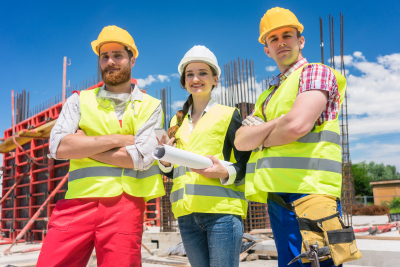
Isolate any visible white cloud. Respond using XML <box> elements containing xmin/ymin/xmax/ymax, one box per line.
<box><xmin>157</xmin><ymin>75</ymin><xmax>170</xmax><ymax>83</ymax></box>
<box><xmin>351</xmin><ymin>142</ymin><xmax>400</xmax><ymax>171</ymax></box>
<box><xmin>353</xmin><ymin>51</ymin><xmax>365</xmax><ymax>60</ymax></box>
<box><xmin>171</xmin><ymin>100</ymin><xmax>186</xmax><ymax>111</ymax></box>
<box><xmin>265</xmin><ymin>66</ymin><xmax>277</xmax><ymax>72</ymax></box>
<box><xmin>136</xmin><ymin>74</ymin><xmax>172</xmax><ymax>88</ymax></box>
<box><xmin>137</xmin><ymin>75</ymin><xmax>156</xmax><ymax>88</ymax></box>
<box><xmin>336</xmin><ymin>52</ymin><xmax>400</xmax><ymax>136</ymax></box>
<box><xmin>171</xmin><ymin>73</ymin><xmax>180</xmax><ymax>79</ymax></box>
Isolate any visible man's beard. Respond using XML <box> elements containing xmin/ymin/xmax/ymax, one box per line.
<box><xmin>101</xmin><ymin>64</ymin><xmax>131</xmax><ymax>86</ymax></box>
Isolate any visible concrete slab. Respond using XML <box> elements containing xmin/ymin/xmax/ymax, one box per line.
<box><xmin>352</xmin><ymin>215</ymin><xmax>390</xmax><ymax>226</ymax></box>
<box><xmin>0</xmin><ymin>243</ymin><xmax>42</xmax><ymax>267</ymax></box>
<box><xmin>143</xmin><ymin>231</ymin><xmax>182</xmax><ymax>253</ymax></box>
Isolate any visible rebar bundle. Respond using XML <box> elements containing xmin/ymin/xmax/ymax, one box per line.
<box><xmin>218</xmin><ymin>58</ymin><xmax>257</xmax><ymax>119</ymax></box>
<box><xmin>323</xmin><ymin>13</ymin><xmax>354</xmax><ymax>226</ymax></box>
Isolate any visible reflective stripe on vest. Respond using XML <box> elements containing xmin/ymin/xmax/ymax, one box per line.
<box><xmin>173</xmin><ymin>166</ymin><xmax>192</xmax><ymax>179</ymax></box>
<box><xmin>124</xmin><ymin>165</ymin><xmax>161</xmax><ymax>179</ymax></box>
<box><xmin>246</xmin><ymin>162</ymin><xmax>256</xmax><ymax>174</ymax></box>
<box><xmin>297</xmin><ymin>130</ymin><xmax>340</xmax><ymax>146</ymax></box>
<box><xmin>69</xmin><ymin>167</ymin><xmax>122</xmax><ymax>182</ymax></box>
<box><xmin>170</xmin><ymin>184</ymin><xmax>245</xmax><ymax>203</ymax></box>
<box><xmin>69</xmin><ymin>165</ymin><xmax>160</xmax><ymax>182</ymax></box>
<box><xmin>256</xmin><ymin>157</ymin><xmax>342</xmax><ymax>174</ymax></box>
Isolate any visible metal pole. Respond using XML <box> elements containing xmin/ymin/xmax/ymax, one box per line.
<box><xmin>62</xmin><ymin>57</ymin><xmax>67</xmax><ymax>105</ymax></box>
<box><xmin>11</xmin><ymin>91</ymin><xmax>15</xmax><ymax>134</ymax></box>
<box><xmin>243</xmin><ymin>59</ymin><xmax>249</xmax><ymax>116</ymax></box>
<box><xmin>22</xmin><ymin>90</ymin><xmax>26</xmax><ymax>121</ymax></box>
<box><xmin>329</xmin><ymin>14</ymin><xmax>332</xmax><ymax>68</ymax></box>
<box><xmin>320</xmin><ymin>17</ymin><xmax>324</xmax><ymax>64</ymax></box>
<box><xmin>238</xmin><ymin>58</ymin><xmax>245</xmax><ymax>118</ymax></box>
<box><xmin>234</xmin><ymin>61</ymin><xmax>240</xmax><ymax>110</ymax></box>
<box><xmin>342</xmin><ymin>14</ymin><xmax>346</xmax><ymax>77</ymax></box>
<box><xmin>332</xmin><ymin>17</ymin><xmax>335</xmax><ymax>69</ymax></box>
<box><xmin>251</xmin><ymin>60</ymin><xmax>256</xmax><ymax>111</ymax></box>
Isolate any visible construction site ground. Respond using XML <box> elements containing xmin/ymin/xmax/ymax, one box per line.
<box><xmin>0</xmin><ymin>216</ymin><xmax>398</xmax><ymax>267</ymax></box>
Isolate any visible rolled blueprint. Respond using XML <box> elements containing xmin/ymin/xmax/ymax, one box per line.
<box><xmin>152</xmin><ymin>145</ymin><xmax>232</xmax><ymax>169</ymax></box>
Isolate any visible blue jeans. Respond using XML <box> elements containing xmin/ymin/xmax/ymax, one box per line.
<box><xmin>268</xmin><ymin>193</ymin><xmax>342</xmax><ymax>267</ymax></box>
<box><xmin>178</xmin><ymin>213</ymin><xmax>243</xmax><ymax>267</ymax></box>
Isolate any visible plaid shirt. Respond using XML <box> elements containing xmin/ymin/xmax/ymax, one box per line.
<box><xmin>262</xmin><ymin>58</ymin><xmax>340</xmax><ymax>126</ymax></box>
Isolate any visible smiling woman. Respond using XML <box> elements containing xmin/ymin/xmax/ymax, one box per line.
<box><xmin>156</xmin><ymin>45</ymin><xmax>251</xmax><ymax>267</ymax></box>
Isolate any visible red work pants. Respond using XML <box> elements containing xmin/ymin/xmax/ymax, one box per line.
<box><xmin>37</xmin><ymin>192</ymin><xmax>145</xmax><ymax>267</ymax></box>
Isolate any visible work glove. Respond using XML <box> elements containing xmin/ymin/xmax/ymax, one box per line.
<box><xmin>242</xmin><ymin>115</ymin><xmax>265</xmax><ymax>127</ymax></box>
<box><xmin>242</xmin><ymin>116</ymin><xmax>265</xmax><ymax>151</ymax></box>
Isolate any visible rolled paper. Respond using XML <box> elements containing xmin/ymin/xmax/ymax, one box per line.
<box><xmin>152</xmin><ymin>145</ymin><xmax>232</xmax><ymax>169</ymax></box>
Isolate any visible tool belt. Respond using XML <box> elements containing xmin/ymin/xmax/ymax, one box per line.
<box><xmin>268</xmin><ymin>193</ymin><xmax>362</xmax><ymax>266</ymax></box>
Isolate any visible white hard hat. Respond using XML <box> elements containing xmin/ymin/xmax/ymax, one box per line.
<box><xmin>178</xmin><ymin>45</ymin><xmax>221</xmax><ymax>78</ymax></box>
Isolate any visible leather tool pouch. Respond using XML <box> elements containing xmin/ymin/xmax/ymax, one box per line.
<box><xmin>292</xmin><ymin>194</ymin><xmax>362</xmax><ymax>266</ymax></box>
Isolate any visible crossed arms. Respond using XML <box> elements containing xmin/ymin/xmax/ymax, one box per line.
<box><xmin>56</xmin><ymin>129</ymin><xmax>137</xmax><ymax>168</ymax></box>
<box><xmin>49</xmin><ymin>93</ymin><xmax>162</xmax><ymax>170</ymax></box>
<box><xmin>234</xmin><ymin>90</ymin><xmax>329</xmax><ymax>151</ymax></box>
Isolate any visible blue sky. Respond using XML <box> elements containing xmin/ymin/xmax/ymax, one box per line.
<box><xmin>1</xmin><ymin>0</ymin><xmax>400</xmax><ymax>170</ymax></box>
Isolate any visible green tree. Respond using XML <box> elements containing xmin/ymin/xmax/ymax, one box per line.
<box><xmin>366</xmin><ymin>161</ymin><xmax>399</xmax><ymax>180</ymax></box>
<box><xmin>351</xmin><ymin>161</ymin><xmax>400</xmax><ymax>196</ymax></box>
<box><xmin>352</xmin><ymin>163</ymin><xmax>373</xmax><ymax>196</ymax></box>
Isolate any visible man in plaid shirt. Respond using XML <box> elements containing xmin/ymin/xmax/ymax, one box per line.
<box><xmin>235</xmin><ymin>7</ymin><xmax>350</xmax><ymax>267</ymax></box>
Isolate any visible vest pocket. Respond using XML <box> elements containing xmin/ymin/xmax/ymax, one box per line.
<box><xmin>48</xmin><ymin>199</ymin><xmax>79</xmax><ymax>231</ymax></box>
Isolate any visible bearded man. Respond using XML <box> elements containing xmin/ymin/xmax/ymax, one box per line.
<box><xmin>37</xmin><ymin>26</ymin><xmax>165</xmax><ymax>267</ymax></box>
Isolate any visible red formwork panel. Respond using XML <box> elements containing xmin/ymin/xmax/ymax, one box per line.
<box><xmin>3</xmin><ymin>103</ymin><xmax>62</xmax><ymax>140</ymax></box>
<box><xmin>1</xmin><ymin>136</ymin><xmax>69</xmax><ymax>243</ymax></box>
<box><xmin>144</xmin><ymin>198</ymin><xmax>160</xmax><ymax>227</ymax></box>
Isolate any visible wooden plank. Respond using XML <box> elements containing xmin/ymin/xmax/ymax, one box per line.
<box><xmin>250</xmin><ymin>250</ymin><xmax>278</xmax><ymax>257</ymax></box>
<box><xmin>239</xmin><ymin>252</ymin><xmax>249</xmax><ymax>262</ymax></box>
<box><xmin>249</xmin><ymin>229</ymin><xmax>273</xmax><ymax>235</ymax></box>
<box><xmin>356</xmin><ymin>235</ymin><xmax>400</xmax><ymax>240</ymax></box>
<box><xmin>0</xmin><ymin>120</ymin><xmax>56</xmax><ymax>153</ymax></box>
<box><xmin>246</xmin><ymin>254</ymin><xmax>259</xmax><ymax>261</ymax></box>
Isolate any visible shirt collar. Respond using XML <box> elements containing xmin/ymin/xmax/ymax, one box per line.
<box><xmin>270</xmin><ymin>58</ymin><xmax>308</xmax><ymax>86</ymax></box>
<box><xmin>188</xmin><ymin>98</ymin><xmax>217</xmax><ymax>118</ymax></box>
<box><xmin>96</xmin><ymin>83</ymin><xmax>143</xmax><ymax>101</ymax></box>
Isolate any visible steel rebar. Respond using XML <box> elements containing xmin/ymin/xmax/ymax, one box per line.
<box><xmin>320</xmin><ymin>17</ymin><xmax>324</xmax><ymax>64</ymax></box>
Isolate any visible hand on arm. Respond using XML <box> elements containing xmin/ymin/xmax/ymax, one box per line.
<box><xmin>234</xmin><ymin>118</ymin><xmax>280</xmax><ymax>151</ymax></box>
<box><xmin>263</xmin><ymin>90</ymin><xmax>328</xmax><ymax>148</ymax></box>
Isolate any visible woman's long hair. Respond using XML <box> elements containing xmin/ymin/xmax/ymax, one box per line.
<box><xmin>167</xmin><ymin>63</ymin><xmax>218</xmax><ymax>139</ymax></box>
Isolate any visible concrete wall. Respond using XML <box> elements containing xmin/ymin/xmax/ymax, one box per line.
<box><xmin>143</xmin><ymin>232</ymin><xmax>182</xmax><ymax>253</ymax></box>
<box><xmin>370</xmin><ymin>180</ymin><xmax>400</xmax><ymax>205</ymax></box>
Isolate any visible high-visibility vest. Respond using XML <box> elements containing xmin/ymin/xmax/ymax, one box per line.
<box><xmin>66</xmin><ymin>87</ymin><xmax>165</xmax><ymax>202</ymax></box>
<box><xmin>170</xmin><ymin>104</ymin><xmax>248</xmax><ymax>218</ymax></box>
<box><xmin>246</xmin><ymin>64</ymin><xmax>346</xmax><ymax>202</ymax></box>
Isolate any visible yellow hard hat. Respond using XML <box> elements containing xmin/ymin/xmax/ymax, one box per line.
<box><xmin>91</xmin><ymin>25</ymin><xmax>139</xmax><ymax>58</ymax></box>
<box><xmin>259</xmin><ymin>7</ymin><xmax>304</xmax><ymax>44</ymax></box>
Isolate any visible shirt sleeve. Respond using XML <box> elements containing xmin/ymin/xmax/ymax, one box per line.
<box><xmin>298</xmin><ymin>64</ymin><xmax>338</xmax><ymax>99</ymax></box>
<box><xmin>158</xmin><ymin>161</ymin><xmax>174</xmax><ymax>178</ymax></box>
<box><xmin>126</xmin><ymin>104</ymin><xmax>162</xmax><ymax>171</ymax></box>
<box><xmin>49</xmin><ymin>93</ymin><xmax>81</xmax><ymax>159</ymax></box>
<box><xmin>220</xmin><ymin>109</ymin><xmax>252</xmax><ymax>185</ymax></box>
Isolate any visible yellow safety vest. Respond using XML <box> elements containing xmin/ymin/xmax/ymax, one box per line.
<box><xmin>170</xmin><ymin>104</ymin><xmax>248</xmax><ymax>218</ymax></box>
<box><xmin>246</xmin><ymin>64</ymin><xmax>346</xmax><ymax>202</ymax></box>
<box><xmin>66</xmin><ymin>87</ymin><xmax>165</xmax><ymax>202</ymax></box>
